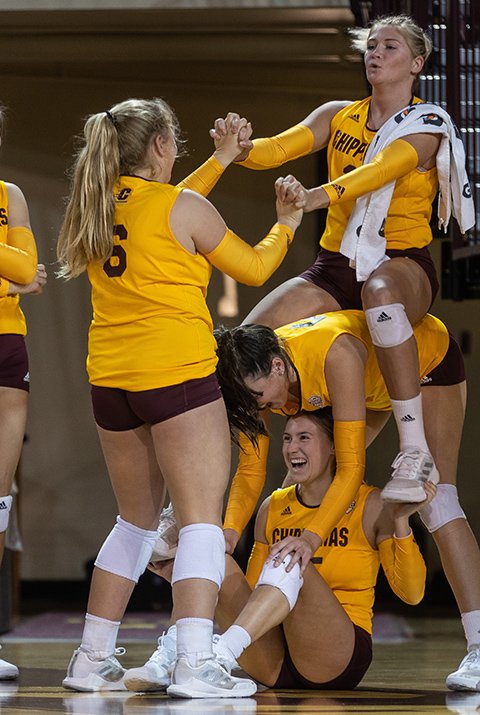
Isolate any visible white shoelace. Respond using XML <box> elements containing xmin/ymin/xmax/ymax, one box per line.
<box><xmin>391</xmin><ymin>451</ymin><xmax>424</xmax><ymax>481</ymax></box>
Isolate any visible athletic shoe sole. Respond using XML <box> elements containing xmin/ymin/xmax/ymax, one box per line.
<box><xmin>446</xmin><ymin>676</ymin><xmax>480</xmax><ymax>691</ymax></box>
<box><xmin>380</xmin><ymin>485</ymin><xmax>427</xmax><ymax>503</ymax></box>
<box><xmin>124</xmin><ymin>675</ymin><xmax>169</xmax><ymax>692</ymax></box>
<box><xmin>62</xmin><ymin>676</ymin><xmax>127</xmax><ymax>692</ymax></box>
<box><xmin>167</xmin><ymin>679</ymin><xmax>257</xmax><ymax>699</ymax></box>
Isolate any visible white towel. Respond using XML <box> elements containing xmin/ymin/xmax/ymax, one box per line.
<box><xmin>339</xmin><ymin>102</ymin><xmax>476</xmax><ymax>281</ymax></box>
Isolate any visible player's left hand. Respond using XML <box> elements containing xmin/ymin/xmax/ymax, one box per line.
<box><xmin>265</xmin><ymin>529</ymin><xmax>321</xmax><ymax>574</ymax></box>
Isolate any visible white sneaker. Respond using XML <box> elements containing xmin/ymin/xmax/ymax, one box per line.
<box><xmin>446</xmin><ymin>649</ymin><xmax>480</xmax><ymax>691</ymax></box>
<box><xmin>151</xmin><ymin>503</ymin><xmax>178</xmax><ymax>561</ymax></box>
<box><xmin>212</xmin><ymin>634</ymin><xmax>241</xmax><ymax>673</ymax></box>
<box><xmin>167</xmin><ymin>656</ymin><xmax>257</xmax><ymax>698</ymax></box>
<box><xmin>0</xmin><ymin>657</ymin><xmax>18</xmax><ymax>680</ymax></box>
<box><xmin>124</xmin><ymin>626</ymin><xmax>176</xmax><ymax>692</ymax></box>
<box><xmin>62</xmin><ymin>647</ymin><xmax>127</xmax><ymax>692</ymax></box>
<box><xmin>381</xmin><ymin>450</ymin><xmax>439</xmax><ymax>503</ymax></box>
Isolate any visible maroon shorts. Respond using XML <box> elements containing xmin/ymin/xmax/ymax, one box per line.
<box><xmin>91</xmin><ymin>373</ymin><xmax>222</xmax><ymax>431</ymax></box>
<box><xmin>300</xmin><ymin>246</ymin><xmax>439</xmax><ymax>310</ymax></box>
<box><xmin>0</xmin><ymin>334</ymin><xmax>29</xmax><ymax>392</ymax></box>
<box><xmin>421</xmin><ymin>333</ymin><xmax>466</xmax><ymax>387</ymax></box>
<box><xmin>270</xmin><ymin>623</ymin><xmax>372</xmax><ymax>690</ymax></box>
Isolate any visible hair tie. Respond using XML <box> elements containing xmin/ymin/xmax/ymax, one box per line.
<box><xmin>105</xmin><ymin>110</ymin><xmax>118</xmax><ymax>128</ymax></box>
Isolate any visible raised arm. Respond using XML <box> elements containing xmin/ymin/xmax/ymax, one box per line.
<box><xmin>285</xmin><ymin>132</ymin><xmax>441</xmax><ymax>213</ymax></box>
<box><xmin>177</xmin><ymin>113</ymin><xmax>252</xmax><ymax>197</ymax></box>
<box><xmin>210</xmin><ymin>101</ymin><xmax>350</xmax><ymax>169</ymax></box>
<box><xmin>367</xmin><ymin>485</ymin><xmax>435</xmax><ymax>605</ymax></box>
<box><xmin>171</xmin><ymin>175</ymin><xmax>303</xmax><ymax>287</ymax></box>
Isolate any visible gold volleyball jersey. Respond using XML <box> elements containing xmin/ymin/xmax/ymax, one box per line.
<box><xmin>87</xmin><ymin>176</ymin><xmax>217</xmax><ymax>389</ymax></box>
<box><xmin>266</xmin><ymin>483</ymin><xmax>378</xmax><ymax>632</ymax></box>
<box><xmin>0</xmin><ymin>182</ymin><xmax>26</xmax><ymax>335</ymax></box>
<box><xmin>321</xmin><ymin>97</ymin><xmax>438</xmax><ymax>252</ymax></box>
<box><xmin>274</xmin><ymin>310</ymin><xmax>449</xmax><ymax>414</ymax></box>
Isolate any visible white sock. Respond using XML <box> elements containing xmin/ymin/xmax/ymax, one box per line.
<box><xmin>81</xmin><ymin>613</ymin><xmax>120</xmax><ymax>659</ymax></box>
<box><xmin>391</xmin><ymin>394</ymin><xmax>429</xmax><ymax>452</ymax></box>
<box><xmin>461</xmin><ymin>610</ymin><xmax>480</xmax><ymax>651</ymax></box>
<box><xmin>176</xmin><ymin>617</ymin><xmax>213</xmax><ymax>667</ymax></box>
<box><xmin>216</xmin><ymin>624</ymin><xmax>251</xmax><ymax>661</ymax></box>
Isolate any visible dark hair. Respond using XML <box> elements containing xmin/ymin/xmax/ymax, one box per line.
<box><xmin>214</xmin><ymin>323</ymin><xmax>289</xmax><ymax>446</ymax></box>
<box><xmin>287</xmin><ymin>408</ymin><xmax>334</xmax><ymax>442</ymax></box>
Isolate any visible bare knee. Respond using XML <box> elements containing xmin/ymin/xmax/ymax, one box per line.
<box><xmin>361</xmin><ymin>275</ymin><xmax>401</xmax><ymax>309</ymax></box>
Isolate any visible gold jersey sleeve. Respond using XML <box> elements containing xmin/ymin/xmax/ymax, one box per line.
<box><xmin>378</xmin><ymin>532</ymin><xmax>426</xmax><ymax>605</ymax></box>
<box><xmin>223</xmin><ymin>433</ymin><xmax>270</xmax><ymax>536</ymax></box>
<box><xmin>0</xmin><ymin>182</ymin><xmax>30</xmax><ymax>336</ymax></box>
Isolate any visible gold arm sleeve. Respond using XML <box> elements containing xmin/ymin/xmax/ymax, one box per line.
<box><xmin>246</xmin><ymin>541</ymin><xmax>270</xmax><ymax>588</ymax></box>
<box><xmin>223</xmin><ymin>433</ymin><xmax>270</xmax><ymax>536</ymax></box>
<box><xmin>0</xmin><ymin>276</ymin><xmax>9</xmax><ymax>297</ymax></box>
<box><xmin>322</xmin><ymin>139</ymin><xmax>419</xmax><ymax>205</ymax></box>
<box><xmin>378</xmin><ymin>532</ymin><xmax>426</xmax><ymax>605</ymax></box>
<box><xmin>238</xmin><ymin>124</ymin><xmax>314</xmax><ymax>170</ymax></box>
<box><xmin>0</xmin><ymin>227</ymin><xmax>37</xmax><ymax>284</ymax></box>
<box><xmin>306</xmin><ymin>421</ymin><xmax>366</xmax><ymax>544</ymax></box>
<box><xmin>176</xmin><ymin>156</ymin><xmax>225</xmax><ymax>197</ymax></box>
<box><xmin>206</xmin><ymin>225</ymin><xmax>294</xmax><ymax>287</ymax></box>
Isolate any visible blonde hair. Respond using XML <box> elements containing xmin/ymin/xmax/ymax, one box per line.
<box><xmin>57</xmin><ymin>97</ymin><xmax>183</xmax><ymax>279</ymax></box>
<box><xmin>349</xmin><ymin>14</ymin><xmax>432</xmax><ymax>62</ymax></box>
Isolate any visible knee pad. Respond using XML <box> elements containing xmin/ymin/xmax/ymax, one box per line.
<box><xmin>0</xmin><ymin>496</ymin><xmax>12</xmax><ymax>533</ymax></box>
<box><xmin>95</xmin><ymin>516</ymin><xmax>158</xmax><ymax>582</ymax></box>
<box><xmin>172</xmin><ymin>523</ymin><xmax>225</xmax><ymax>588</ymax></box>
<box><xmin>365</xmin><ymin>303</ymin><xmax>413</xmax><ymax>348</ymax></box>
<box><xmin>255</xmin><ymin>554</ymin><xmax>303</xmax><ymax>611</ymax></box>
<box><xmin>419</xmin><ymin>484</ymin><xmax>466</xmax><ymax>533</ymax></box>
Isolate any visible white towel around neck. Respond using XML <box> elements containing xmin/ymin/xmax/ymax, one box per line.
<box><xmin>339</xmin><ymin>102</ymin><xmax>476</xmax><ymax>281</ymax></box>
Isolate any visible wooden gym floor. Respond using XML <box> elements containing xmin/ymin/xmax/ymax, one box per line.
<box><xmin>0</xmin><ymin>616</ymin><xmax>477</xmax><ymax>714</ymax></box>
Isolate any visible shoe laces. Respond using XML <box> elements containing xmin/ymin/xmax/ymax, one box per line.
<box><xmin>461</xmin><ymin>648</ymin><xmax>480</xmax><ymax>669</ymax></box>
<box><xmin>212</xmin><ymin>635</ymin><xmax>238</xmax><ymax>674</ymax></box>
<box><xmin>391</xmin><ymin>450</ymin><xmax>424</xmax><ymax>481</ymax></box>
<box><xmin>195</xmin><ymin>657</ymin><xmax>235</xmax><ymax>687</ymax></box>
<box><xmin>157</xmin><ymin>504</ymin><xmax>177</xmax><ymax>536</ymax></box>
<box><xmin>107</xmin><ymin>647</ymin><xmax>126</xmax><ymax>666</ymax></box>
<box><xmin>148</xmin><ymin>633</ymin><xmax>176</xmax><ymax>667</ymax></box>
